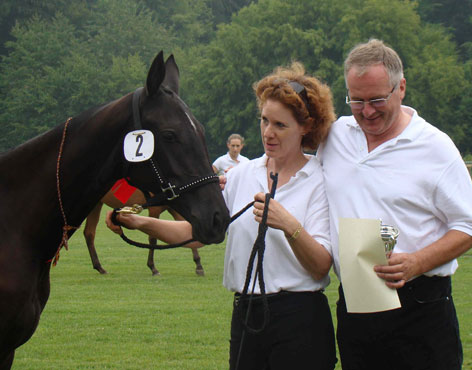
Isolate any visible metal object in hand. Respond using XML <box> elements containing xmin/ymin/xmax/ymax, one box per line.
<box><xmin>380</xmin><ymin>224</ymin><xmax>399</xmax><ymax>254</ymax></box>
<box><xmin>116</xmin><ymin>204</ymin><xmax>143</xmax><ymax>214</ymax></box>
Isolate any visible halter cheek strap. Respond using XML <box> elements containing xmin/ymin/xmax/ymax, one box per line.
<box><xmin>132</xmin><ymin>87</ymin><xmax>143</xmax><ymax>130</ymax></box>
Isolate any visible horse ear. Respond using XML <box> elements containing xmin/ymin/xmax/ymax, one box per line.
<box><xmin>146</xmin><ymin>51</ymin><xmax>165</xmax><ymax>97</ymax></box>
<box><xmin>163</xmin><ymin>54</ymin><xmax>180</xmax><ymax>95</ymax></box>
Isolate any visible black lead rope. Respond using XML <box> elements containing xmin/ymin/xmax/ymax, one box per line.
<box><xmin>111</xmin><ymin>210</ymin><xmax>194</xmax><ymax>250</ymax></box>
<box><xmin>234</xmin><ymin>172</ymin><xmax>278</xmax><ymax>370</ymax></box>
<box><xmin>111</xmin><ymin>191</ymin><xmax>258</xmax><ymax>250</ymax></box>
<box><xmin>112</xmin><ymin>170</ymin><xmax>279</xmax><ymax>370</ymax></box>
<box><xmin>111</xmin><ymin>171</ymin><xmax>271</xmax><ymax>250</ymax></box>
<box><xmin>111</xmin><ymin>173</ymin><xmax>277</xmax><ymax>262</ymax></box>
<box><xmin>112</xmin><ymin>173</ymin><xmax>279</xmax><ymax>369</ymax></box>
<box><xmin>238</xmin><ymin>172</ymin><xmax>278</xmax><ymax>332</ymax></box>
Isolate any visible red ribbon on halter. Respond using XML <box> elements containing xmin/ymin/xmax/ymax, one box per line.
<box><xmin>111</xmin><ymin>178</ymin><xmax>137</xmax><ymax>204</ymax></box>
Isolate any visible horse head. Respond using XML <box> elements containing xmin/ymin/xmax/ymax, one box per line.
<box><xmin>124</xmin><ymin>52</ymin><xmax>229</xmax><ymax>244</ymax></box>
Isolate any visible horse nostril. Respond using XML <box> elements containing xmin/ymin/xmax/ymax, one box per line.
<box><xmin>213</xmin><ymin>211</ymin><xmax>229</xmax><ymax>233</ymax></box>
<box><xmin>212</xmin><ymin>212</ymin><xmax>222</xmax><ymax>230</ymax></box>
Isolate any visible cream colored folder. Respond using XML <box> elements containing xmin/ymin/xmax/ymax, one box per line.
<box><xmin>339</xmin><ymin>218</ymin><xmax>401</xmax><ymax>313</ymax></box>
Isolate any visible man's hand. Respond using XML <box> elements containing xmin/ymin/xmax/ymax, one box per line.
<box><xmin>374</xmin><ymin>252</ymin><xmax>421</xmax><ymax>289</ymax></box>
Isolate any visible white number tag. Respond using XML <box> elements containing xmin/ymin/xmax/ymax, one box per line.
<box><xmin>124</xmin><ymin>130</ymin><xmax>154</xmax><ymax>162</ymax></box>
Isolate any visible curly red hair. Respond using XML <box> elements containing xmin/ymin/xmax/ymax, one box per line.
<box><xmin>253</xmin><ymin>62</ymin><xmax>336</xmax><ymax>151</ymax></box>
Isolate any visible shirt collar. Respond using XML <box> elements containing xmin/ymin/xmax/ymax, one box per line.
<box><xmin>227</xmin><ymin>152</ymin><xmax>241</xmax><ymax>161</ymax></box>
<box><xmin>255</xmin><ymin>153</ymin><xmax>316</xmax><ymax>177</ymax></box>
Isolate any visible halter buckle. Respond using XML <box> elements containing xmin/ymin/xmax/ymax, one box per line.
<box><xmin>162</xmin><ymin>183</ymin><xmax>179</xmax><ymax>200</ymax></box>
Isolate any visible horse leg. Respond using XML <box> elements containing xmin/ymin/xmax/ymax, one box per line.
<box><xmin>83</xmin><ymin>202</ymin><xmax>107</xmax><ymax>274</ymax></box>
<box><xmin>192</xmin><ymin>247</ymin><xmax>204</xmax><ymax>276</ymax></box>
<box><xmin>167</xmin><ymin>208</ymin><xmax>205</xmax><ymax>276</ymax></box>
<box><xmin>167</xmin><ymin>208</ymin><xmax>204</xmax><ymax>276</ymax></box>
<box><xmin>147</xmin><ymin>241</ymin><xmax>160</xmax><ymax>276</ymax></box>
<box><xmin>0</xmin><ymin>352</ymin><xmax>14</xmax><ymax>370</ymax></box>
<box><xmin>0</xmin><ymin>262</ymin><xmax>50</xmax><ymax>370</ymax></box>
<box><xmin>146</xmin><ymin>206</ymin><xmax>162</xmax><ymax>276</ymax></box>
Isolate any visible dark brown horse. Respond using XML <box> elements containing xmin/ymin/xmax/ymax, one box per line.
<box><xmin>0</xmin><ymin>51</ymin><xmax>229</xmax><ymax>369</ymax></box>
<box><xmin>84</xmin><ymin>184</ymin><xmax>205</xmax><ymax>276</ymax></box>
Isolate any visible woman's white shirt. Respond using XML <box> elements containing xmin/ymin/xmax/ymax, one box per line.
<box><xmin>222</xmin><ymin>154</ymin><xmax>332</xmax><ymax>294</ymax></box>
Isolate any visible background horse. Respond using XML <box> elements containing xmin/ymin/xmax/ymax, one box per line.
<box><xmin>84</xmin><ymin>182</ymin><xmax>205</xmax><ymax>276</ymax></box>
<box><xmin>0</xmin><ymin>51</ymin><xmax>229</xmax><ymax>369</ymax></box>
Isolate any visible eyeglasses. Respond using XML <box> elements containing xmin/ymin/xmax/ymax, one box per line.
<box><xmin>345</xmin><ymin>84</ymin><xmax>398</xmax><ymax>111</ymax></box>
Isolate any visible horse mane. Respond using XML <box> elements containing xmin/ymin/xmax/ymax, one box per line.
<box><xmin>0</xmin><ymin>103</ymin><xmax>103</xmax><ymax>160</ymax></box>
<box><xmin>0</xmin><ymin>94</ymin><xmax>132</xmax><ymax>206</ymax></box>
<box><xmin>0</xmin><ymin>93</ymin><xmax>129</xmax><ymax>164</ymax></box>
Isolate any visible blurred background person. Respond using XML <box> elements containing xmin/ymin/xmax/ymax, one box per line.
<box><xmin>212</xmin><ymin>133</ymin><xmax>249</xmax><ymax>175</ymax></box>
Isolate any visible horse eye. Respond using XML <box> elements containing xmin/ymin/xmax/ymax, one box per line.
<box><xmin>161</xmin><ymin>131</ymin><xmax>177</xmax><ymax>143</ymax></box>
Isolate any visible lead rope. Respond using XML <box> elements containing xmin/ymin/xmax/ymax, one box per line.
<box><xmin>111</xmin><ymin>187</ymin><xmax>258</xmax><ymax>250</ymax></box>
<box><xmin>234</xmin><ymin>172</ymin><xmax>278</xmax><ymax>370</ymax></box>
<box><xmin>111</xmin><ymin>172</ymin><xmax>278</xmax><ymax>370</ymax></box>
<box><xmin>49</xmin><ymin>117</ymin><xmax>79</xmax><ymax>265</ymax></box>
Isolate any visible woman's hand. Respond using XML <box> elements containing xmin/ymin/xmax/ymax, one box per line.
<box><xmin>252</xmin><ymin>192</ymin><xmax>299</xmax><ymax>236</ymax></box>
<box><xmin>219</xmin><ymin>175</ymin><xmax>227</xmax><ymax>191</ymax></box>
<box><xmin>252</xmin><ymin>192</ymin><xmax>331</xmax><ymax>280</ymax></box>
<box><xmin>105</xmin><ymin>210</ymin><xmax>198</xmax><ymax>246</ymax></box>
<box><xmin>105</xmin><ymin>211</ymin><xmax>140</xmax><ymax>235</ymax></box>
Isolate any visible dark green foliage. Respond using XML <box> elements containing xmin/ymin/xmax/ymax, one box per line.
<box><xmin>0</xmin><ymin>0</ymin><xmax>471</xmax><ymax>158</ymax></box>
<box><xmin>0</xmin><ymin>0</ymin><xmax>169</xmax><ymax>150</ymax></box>
<box><xmin>416</xmin><ymin>0</ymin><xmax>472</xmax><ymax>59</ymax></box>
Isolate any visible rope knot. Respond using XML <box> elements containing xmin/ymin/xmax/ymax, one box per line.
<box><xmin>50</xmin><ymin>224</ymin><xmax>79</xmax><ymax>266</ymax></box>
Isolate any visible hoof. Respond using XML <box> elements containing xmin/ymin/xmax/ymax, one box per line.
<box><xmin>196</xmin><ymin>268</ymin><xmax>205</xmax><ymax>277</ymax></box>
<box><xmin>96</xmin><ymin>267</ymin><xmax>108</xmax><ymax>275</ymax></box>
<box><xmin>152</xmin><ymin>270</ymin><xmax>161</xmax><ymax>276</ymax></box>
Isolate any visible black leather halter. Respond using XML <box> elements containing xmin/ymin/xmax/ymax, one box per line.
<box><xmin>130</xmin><ymin>87</ymin><xmax>218</xmax><ymax>206</ymax></box>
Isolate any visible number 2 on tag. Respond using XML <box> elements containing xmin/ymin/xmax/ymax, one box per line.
<box><xmin>123</xmin><ymin>130</ymin><xmax>154</xmax><ymax>162</ymax></box>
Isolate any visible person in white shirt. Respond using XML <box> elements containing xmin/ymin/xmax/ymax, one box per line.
<box><xmin>212</xmin><ymin>134</ymin><xmax>249</xmax><ymax>175</ymax></box>
<box><xmin>318</xmin><ymin>38</ymin><xmax>472</xmax><ymax>370</ymax></box>
<box><xmin>106</xmin><ymin>62</ymin><xmax>337</xmax><ymax>370</ymax></box>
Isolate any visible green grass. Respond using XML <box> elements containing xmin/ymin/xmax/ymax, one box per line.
<box><xmin>12</xmin><ymin>209</ymin><xmax>472</xmax><ymax>369</ymax></box>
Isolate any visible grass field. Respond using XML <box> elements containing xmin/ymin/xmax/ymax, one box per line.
<box><xmin>12</xmin><ymin>208</ymin><xmax>472</xmax><ymax>369</ymax></box>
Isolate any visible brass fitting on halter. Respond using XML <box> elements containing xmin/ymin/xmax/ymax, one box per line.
<box><xmin>116</xmin><ymin>204</ymin><xmax>144</xmax><ymax>214</ymax></box>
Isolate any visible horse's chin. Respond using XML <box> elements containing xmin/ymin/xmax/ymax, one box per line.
<box><xmin>191</xmin><ymin>214</ymin><xmax>229</xmax><ymax>244</ymax></box>
<box><xmin>182</xmin><ymin>204</ymin><xmax>229</xmax><ymax>245</ymax></box>
<box><xmin>192</xmin><ymin>229</ymin><xmax>226</xmax><ymax>245</ymax></box>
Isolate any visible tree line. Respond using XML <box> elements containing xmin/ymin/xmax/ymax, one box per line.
<box><xmin>0</xmin><ymin>0</ymin><xmax>471</xmax><ymax>161</ymax></box>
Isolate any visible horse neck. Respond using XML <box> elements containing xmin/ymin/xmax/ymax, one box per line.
<box><xmin>0</xmin><ymin>94</ymin><xmax>133</xmax><ymax>234</ymax></box>
<box><xmin>56</xmin><ymin>95</ymin><xmax>134</xmax><ymax>225</ymax></box>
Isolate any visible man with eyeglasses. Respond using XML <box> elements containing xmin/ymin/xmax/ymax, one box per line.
<box><xmin>318</xmin><ymin>39</ymin><xmax>472</xmax><ymax>369</ymax></box>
